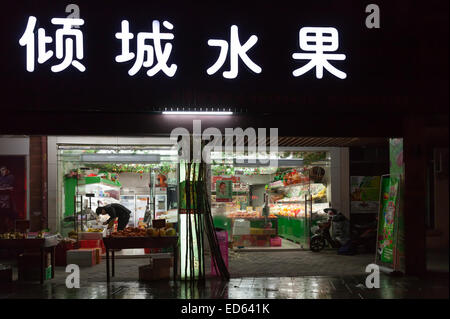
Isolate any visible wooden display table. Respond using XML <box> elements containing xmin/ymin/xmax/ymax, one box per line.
<box><xmin>102</xmin><ymin>236</ymin><xmax>178</xmax><ymax>283</ymax></box>
<box><xmin>0</xmin><ymin>238</ymin><xmax>58</xmax><ymax>284</ymax></box>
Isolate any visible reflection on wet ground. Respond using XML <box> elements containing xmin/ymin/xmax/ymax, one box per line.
<box><xmin>0</xmin><ymin>273</ymin><xmax>448</xmax><ymax>299</ymax></box>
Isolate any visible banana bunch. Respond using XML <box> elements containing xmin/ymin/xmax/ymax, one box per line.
<box><xmin>312</xmin><ymin>188</ymin><xmax>326</xmax><ymax>200</ymax></box>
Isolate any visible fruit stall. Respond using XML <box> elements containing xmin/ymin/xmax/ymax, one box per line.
<box><xmin>102</xmin><ymin>225</ymin><xmax>178</xmax><ymax>282</ymax></box>
<box><xmin>0</xmin><ymin>232</ymin><xmax>59</xmax><ymax>284</ymax></box>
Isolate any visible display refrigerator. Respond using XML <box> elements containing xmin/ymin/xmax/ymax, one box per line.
<box><xmin>135</xmin><ymin>195</ymin><xmax>151</xmax><ymax>226</ymax></box>
<box><xmin>120</xmin><ymin>195</ymin><xmax>136</xmax><ymax>227</ymax></box>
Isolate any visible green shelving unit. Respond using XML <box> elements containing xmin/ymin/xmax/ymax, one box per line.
<box><xmin>277</xmin><ymin>216</ymin><xmax>308</xmax><ymax>246</ymax></box>
<box><xmin>81</xmin><ymin>176</ymin><xmax>122</xmax><ymax>187</ymax></box>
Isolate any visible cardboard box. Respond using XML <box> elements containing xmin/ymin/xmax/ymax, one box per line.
<box><xmin>151</xmin><ymin>256</ymin><xmax>173</xmax><ymax>268</ymax></box>
<box><xmin>67</xmin><ymin>249</ymin><xmax>96</xmax><ymax>267</ymax></box>
<box><xmin>0</xmin><ymin>267</ymin><xmax>12</xmax><ymax>283</ymax></box>
<box><xmin>256</xmin><ymin>240</ymin><xmax>270</xmax><ymax>247</ymax></box>
<box><xmin>83</xmin><ymin>248</ymin><xmax>101</xmax><ymax>264</ymax></box>
<box><xmin>139</xmin><ymin>264</ymin><xmax>170</xmax><ymax>281</ymax></box>
<box><xmin>18</xmin><ymin>252</ymin><xmax>51</xmax><ymax>269</ymax></box>
<box><xmin>18</xmin><ymin>265</ymin><xmax>51</xmax><ymax>282</ymax></box>
<box><xmin>79</xmin><ymin>232</ymin><xmax>104</xmax><ymax>241</ymax></box>
<box><xmin>55</xmin><ymin>242</ymin><xmax>77</xmax><ymax>266</ymax></box>
<box><xmin>263</xmin><ymin>229</ymin><xmax>276</xmax><ymax>235</ymax></box>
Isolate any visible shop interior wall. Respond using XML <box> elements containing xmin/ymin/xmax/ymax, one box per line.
<box><xmin>46</xmin><ymin>136</ymin><xmax>176</xmax><ymax>233</ymax></box>
<box><xmin>118</xmin><ymin>172</ymin><xmax>150</xmax><ymax>196</ymax></box>
<box><xmin>0</xmin><ymin>136</ymin><xmax>30</xmax><ymax>221</ymax></box>
<box><xmin>349</xmin><ymin>143</ymin><xmax>390</xmax><ymax>226</ymax></box>
<box><xmin>330</xmin><ymin>148</ymin><xmax>350</xmax><ymax>219</ymax></box>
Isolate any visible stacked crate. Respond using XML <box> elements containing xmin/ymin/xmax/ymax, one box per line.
<box><xmin>17</xmin><ymin>252</ymin><xmax>52</xmax><ymax>281</ymax></box>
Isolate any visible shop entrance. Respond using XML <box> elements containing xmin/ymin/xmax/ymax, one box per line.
<box><xmin>51</xmin><ymin>136</ymin><xmax>389</xmax><ymax>277</ymax></box>
<box><xmin>57</xmin><ymin>144</ymin><xmax>179</xmax><ymax>257</ymax></box>
<box><xmin>208</xmin><ymin>138</ymin><xmax>389</xmax><ymax>278</ymax></box>
<box><xmin>210</xmin><ymin>149</ymin><xmax>333</xmax><ymax>252</ymax></box>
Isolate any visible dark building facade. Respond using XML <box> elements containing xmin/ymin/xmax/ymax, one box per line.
<box><xmin>1</xmin><ymin>1</ymin><xmax>448</xmax><ymax>276</ymax></box>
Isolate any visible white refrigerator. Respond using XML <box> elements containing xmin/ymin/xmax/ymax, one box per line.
<box><xmin>120</xmin><ymin>195</ymin><xmax>136</xmax><ymax>227</ymax></box>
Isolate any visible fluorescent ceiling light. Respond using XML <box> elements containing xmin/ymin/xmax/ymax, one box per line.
<box><xmin>162</xmin><ymin>111</ymin><xmax>232</xmax><ymax>115</ymax></box>
<box><xmin>81</xmin><ymin>154</ymin><xmax>160</xmax><ymax>163</ymax></box>
<box><xmin>233</xmin><ymin>159</ymin><xmax>271</xmax><ymax>167</ymax></box>
<box><xmin>233</xmin><ymin>159</ymin><xmax>304</xmax><ymax>167</ymax></box>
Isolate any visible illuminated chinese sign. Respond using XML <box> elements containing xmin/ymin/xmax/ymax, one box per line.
<box><xmin>19</xmin><ymin>13</ymin><xmax>347</xmax><ymax>79</ymax></box>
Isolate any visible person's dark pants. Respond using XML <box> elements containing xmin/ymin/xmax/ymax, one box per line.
<box><xmin>117</xmin><ymin>215</ymin><xmax>131</xmax><ymax>231</ymax></box>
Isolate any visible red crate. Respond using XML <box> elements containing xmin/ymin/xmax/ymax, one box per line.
<box><xmin>270</xmin><ymin>236</ymin><xmax>282</xmax><ymax>247</ymax></box>
<box><xmin>79</xmin><ymin>240</ymin><xmax>101</xmax><ymax>249</ymax></box>
<box><xmin>256</xmin><ymin>240</ymin><xmax>270</xmax><ymax>247</ymax></box>
<box><xmin>55</xmin><ymin>242</ymin><xmax>77</xmax><ymax>266</ymax></box>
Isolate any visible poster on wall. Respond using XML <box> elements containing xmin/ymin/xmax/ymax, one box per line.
<box><xmin>211</xmin><ymin>176</ymin><xmax>240</xmax><ymax>191</ymax></box>
<box><xmin>350</xmin><ymin>176</ymin><xmax>381</xmax><ymax>214</ymax></box>
<box><xmin>215</xmin><ymin>180</ymin><xmax>233</xmax><ymax>202</ymax></box>
<box><xmin>0</xmin><ymin>156</ymin><xmax>27</xmax><ymax>232</ymax></box>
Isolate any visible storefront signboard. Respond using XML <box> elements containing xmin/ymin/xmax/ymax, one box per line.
<box><xmin>2</xmin><ymin>1</ymin><xmax>413</xmax><ymax>114</ymax></box>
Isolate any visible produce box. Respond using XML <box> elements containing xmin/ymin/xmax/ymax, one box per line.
<box><xmin>232</xmin><ymin>219</ymin><xmax>251</xmax><ymax>235</ymax></box>
<box><xmin>18</xmin><ymin>252</ymin><xmax>51</xmax><ymax>269</ymax></box>
<box><xmin>79</xmin><ymin>239</ymin><xmax>105</xmax><ymax>254</ymax></box>
<box><xmin>232</xmin><ymin>235</ymin><xmax>258</xmax><ymax>247</ymax></box>
<box><xmin>79</xmin><ymin>239</ymin><xmax>101</xmax><ymax>249</ymax></box>
<box><xmin>151</xmin><ymin>255</ymin><xmax>173</xmax><ymax>268</ymax></box>
<box><xmin>256</xmin><ymin>239</ymin><xmax>270</xmax><ymax>247</ymax></box>
<box><xmin>250</xmin><ymin>228</ymin><xmax>264</xmax><ymax>235</ymax></box>
<box><xmin>262</xmin><ymin>228</ymin><xmax>276</xmax><ymax>235</ymax></box>
<box><xmin>66</xmin><ymin>249</ymin><xmax>96</xmax><ymax>267</ymax></box>
<box><xmin>270</xmin><ymin>236</ymin><xmax>282</xmax><ymax>247</ymax></box>
<box><xmin>139</xmin><ymin>264</ymin><xmax>170</xmax><ymax>281</ymax></box>
<box><xmin>55</xmin><ymin>241</ymin><xmax>77</xmax><ymax>266</ymax></box>
<box><xmin>79</xmin><ymin>248</ymin><xmax>101</xmax><ymax>264</ymax></box>
<box><xmin>79</xmin><ymin>231</ymin><xmax>104</xmax><ymax>240</ymax></box>
<box><xmin>0</xmin><ymin>266</ymin><xmax>12</xmax><ymax>283</ymax></box>
<box><xmin>18</xmin><ymin>265</ymin><xmax>51</xmax><ymax>282</ymax></box>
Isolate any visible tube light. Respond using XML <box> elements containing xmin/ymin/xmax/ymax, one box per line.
<box><xmin>80</xmin><ymin>154</ymin><xmax>160</xmax><ymax>163</ymax></box>
<box><xmin>162</xmin><ymin>111</ymin><xmax>233</xmax><ymax>115</ymax></box>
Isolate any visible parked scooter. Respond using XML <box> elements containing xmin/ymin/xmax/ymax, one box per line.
<box><xmin>310</xmin><ymin>208</ymin><xmax>343</xmax><ymax>252</ymax></box>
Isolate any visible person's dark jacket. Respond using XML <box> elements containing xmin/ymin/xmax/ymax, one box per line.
<box><xmin>103</xmin><ymin>203</ymin><xmax>131</xmax><ymax>224</ymax></box>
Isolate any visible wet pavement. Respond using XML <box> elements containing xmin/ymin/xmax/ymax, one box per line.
<box><xmin>1</xmin><ymin>250</ymin><xmax>448</xmax><ymax>299</ymax></box>
<box><xmin>0</xmin><ymin>273</ymin><xmax>448</xmax><ymax>299</ymax></box>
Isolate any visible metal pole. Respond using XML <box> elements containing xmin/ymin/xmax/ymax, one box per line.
<box><xmin>73</xmin><ymin>195</ymin><xmax>77</xmax><ymax>233</ymax></box>
<box><xmin>375</xmin><ymin>174</ymin><xmax>389</xmax><ymax>266</ymax></box>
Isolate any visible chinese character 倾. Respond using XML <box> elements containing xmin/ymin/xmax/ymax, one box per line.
<box><xmin>19</xmin><ymin>16</ymin><xmax>86</xmax><ymax>72</ymax></box>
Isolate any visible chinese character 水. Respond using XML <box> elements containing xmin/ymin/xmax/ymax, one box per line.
<box><xmin>207</xmin><ymin>25</ymin><xmax>262</xmax><ymax>79</ymax></box>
